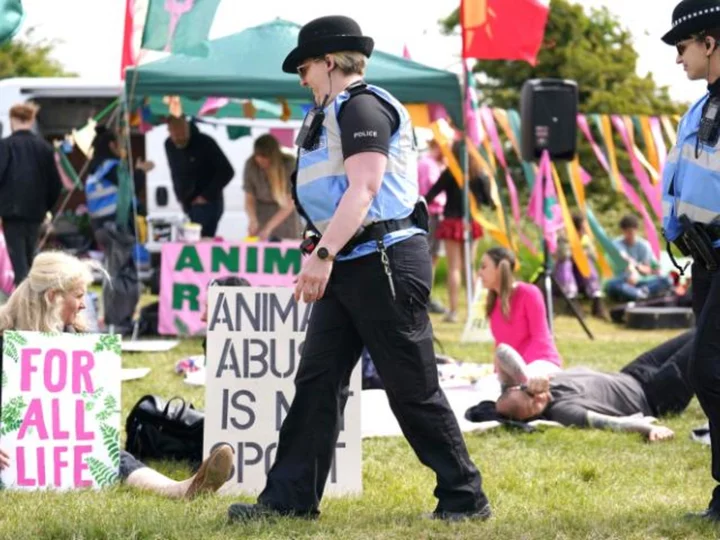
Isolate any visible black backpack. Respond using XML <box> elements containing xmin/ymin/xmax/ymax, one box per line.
<box><xmin>125</xmin><ymin>395</ymin><xmax>204</xmax><ymax>465</ymax></box>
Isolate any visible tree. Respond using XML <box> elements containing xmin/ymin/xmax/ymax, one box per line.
<box><xmin>441</xmin><ymin>0</ymin><xmax>683</xmax><ymax>115</ymax></box>
<box><xmin>0</xmin><ymin>28</ymin><xmax>71</xmax><ymax>78</ymax></box>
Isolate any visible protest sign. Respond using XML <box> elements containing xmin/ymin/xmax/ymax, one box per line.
<box><xmin>0</xmin><ymin>332</ymin><xmax>122</xmax><ymax>490</ymax></box>
<box><xmin>159</xmin><ymin>241</ymin><xmax>301</xmax><ymax>336</ymax></box>
<box><xmin>461</xmin><ymin>280</ymin><xmax>493</xmax><ymax>343</ymax></box>
<box><xmin>203</xmin><ymin>287</ymin><xmax>362</xmax><ymax>496</ymax></box>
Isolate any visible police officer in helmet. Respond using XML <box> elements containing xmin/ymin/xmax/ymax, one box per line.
<box><xmin>662</xmin><ymin>0</ymin><xmax>720</xmax><ymax>522</ymax></box>
<box><xmin>228</xmin><ymin>15</ymin><xmax>490</xmax><ymax>522</ymax></box>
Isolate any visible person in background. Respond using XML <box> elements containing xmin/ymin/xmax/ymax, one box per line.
<box><xmin>165</xmin><ymin>116</ymin><xmax>234</xmax><ymax>238</ymax></box>
<box><xmin>85</xmin><ymin>125</ymin><xmax>153</xmax><ymax>245</ymax></box>
<box><xmin>477</xmin><ymin>246</ymin><xmax>563</xmax><ymax>388</ymax></box>
<box><xmin>0</xmin><ymin>102</ymin><xmax>62</xmax><ymax>285</ymax></box>
<box><xmin>495</xmin><ymin>330</ymin><xmax>695</xmax><ymax>443</ymax></box>
<box><xmin>243</xmin><ymin>134</ymin><xmax>301</xmax><ymax>240</ymax></box>
<box><xmin>424</xmin><ymin>140</ymin><xmax>492</xmax><ymax>323</ymax></box>
<box><xmin>84</xmin><ymin>125</ymin><xmax>150</xmax><ymax>336</ymax></box>
<box><xmin>605</xmin><ymin>214</ymin><xmax>672</xmax><ymax>302</ymax></box>
<box><xmin>417</xmin><ymin>138</ymin><xmax>447</xmax><ymax>314</ymax></box>
<box><xmin>0</xmin><ymin>251</ymin><xmax>234</xmax><ymax>498</ymax></box>
<box><xmin>553</xmin><ymin>212</ymin><xmax>610</xmax><ymax>321</ymax></box>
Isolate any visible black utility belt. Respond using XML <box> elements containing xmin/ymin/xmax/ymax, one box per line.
<box><xmin>300</xmin><ymin>216</ymin><xmax>418</xmax><ymax>257</ymax></box>
<box><xmin>672</xmin><ymin>215</ymin><xmax>720</xmax><ymax>272</ymax></box>
<box><xmin>300</xmin><ymin>199</ymin><xmax>430</xmax><ymax>256</ymax></box>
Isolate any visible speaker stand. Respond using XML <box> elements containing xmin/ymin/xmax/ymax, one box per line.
<box><xmin>536</xmin><ymin>236</ymin><xmax>594</xmax><ymax>340</ymax></box>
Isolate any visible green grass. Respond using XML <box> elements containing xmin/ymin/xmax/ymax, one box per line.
<box><xmin>0</xmin><ymin>298</ymin><xmax>717</xmax><ymax>539</ymax></box>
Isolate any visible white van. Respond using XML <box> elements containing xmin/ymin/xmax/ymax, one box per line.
<box><xmin>143</xmin><ymin>117</ymin><xmax>302</xmax><ymax>250</ymax></box>
<box><xmin>0</xmin><ymin>77</ymin><xmax>302</xmax><ymax>255</ymax></box>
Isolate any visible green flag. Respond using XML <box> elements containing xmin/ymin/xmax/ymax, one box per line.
<box><xmin>0</xmin><ymin>0</ymin><xmax>23</xmax><ymax>44</ymax></box>
<box><xmin>141</xmin><ymin>0</ymin><xmax>220</xmax><ymax>56</ymax></box>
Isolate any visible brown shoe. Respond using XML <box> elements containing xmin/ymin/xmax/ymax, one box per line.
<box><xmin>185</xmin><ymin>444</ymin><xmax>234</xmax><ymax>499</ymax></box>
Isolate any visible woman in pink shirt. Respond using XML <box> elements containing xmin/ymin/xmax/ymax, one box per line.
<box><xmin>477</xmin><ymin>247</ymin><xmax>562</xmax><ymax>388</ymax></box>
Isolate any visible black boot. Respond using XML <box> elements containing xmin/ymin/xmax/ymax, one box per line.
<box><xmin>431</xmin><ymin>502</ymin><xmax>492</xmax><ymax>522</ymax></box>
<box><xmin>227</xmin><ymin>502</ymin><xmax>318</xmax><ymax>522</ymax></box>
<box><xmin>685</xmin><ymin>508</ymin><xmax>720</xmax><ymax>522</ymax></box>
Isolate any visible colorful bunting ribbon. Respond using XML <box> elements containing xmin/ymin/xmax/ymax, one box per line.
<box><xmin>430</xmin><ymin>122</ymin><xmax>511</xmax><ymax>249</ymax></box>
<box><xmin>578</xmin><ymin>115</ymin><xmax>662</xmax><ymax>259</ymax></box>
<box><xmin>550</xmin><ymin>161</ymin><xmax>591</xmax><ymax>277</ymax></box>
<box><xmin>611</xmin><ymin>115</ymin><xmax>662</xmax><ymax>220</ymax></box>
<box><xmin>649</xmin><ymin>117</ymin><xmax>668</xmax><ymax>173</ymax></box>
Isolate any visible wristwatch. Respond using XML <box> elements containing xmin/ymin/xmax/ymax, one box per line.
<box><xmin>316</xmin><ymin>247</ymin><xmax>335</xmax><ymax>261</ymax></box>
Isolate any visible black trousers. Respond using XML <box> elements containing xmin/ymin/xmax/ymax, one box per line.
<box><xmin>688</xmin><ymin>262</ymin><xmax>720</xmax><ymax>510</ymax></box>
<box><xmin>257</xmin><ymin>235</ymin><xmax>486</xmax><ymax>514</ymax></box>
<box><xmin>620</xmin><ymin>329</ymin><xmax>695</xmax><ymax>417</ymax></box>
<box><xmin>188</xmin><ymin>199</ymin><xmax>223</xmax><ymax>238</ymax></box>
<box><xmin>3</xmin><ymin>218</ymin><xmax>41</xmax><ymax>286</ymax></box>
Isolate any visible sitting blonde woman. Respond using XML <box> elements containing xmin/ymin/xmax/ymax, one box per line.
<box><xmin>0</xmin><ymin>251</ymin><xmax>232</xmax><ymax>498</ymax></box>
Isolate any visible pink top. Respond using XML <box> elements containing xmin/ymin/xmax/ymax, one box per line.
<box><xmin>417</xmin><ymin>155</ymin><xmax>445</xmax><ymax>216</ymax></box>
<box><xmin>489</xmin><ymin>282</ymin><xmax>562</xmax><ymax>366</ymax></box>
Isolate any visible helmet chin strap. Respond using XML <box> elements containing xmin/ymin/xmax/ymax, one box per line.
<box><xmin>315</xmin><ymin>71</ymin><xmax>332</xmax><ymax>109</ymax></box>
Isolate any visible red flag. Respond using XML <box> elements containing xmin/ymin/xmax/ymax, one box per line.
<box><xmin>120</xmin><ymin>0</ymin><xmax>136</xmax><ymax>79</ymax></box>
<box><xmin>461</xmin><ymin>0</ymin><xmax>549</xmax><ymax>65</ymax></box>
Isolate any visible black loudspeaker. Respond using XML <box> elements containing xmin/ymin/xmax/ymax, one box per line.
<box><xmin>520</xmin><ymin>79</ymin><xmax>578</xmax><ymax>162</ymax></box>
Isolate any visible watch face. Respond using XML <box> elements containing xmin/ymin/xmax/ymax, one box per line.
<box><xmin>317</xmin><ymin>247</ymin><xmax>328</xmax><ymax>259</ymax></box>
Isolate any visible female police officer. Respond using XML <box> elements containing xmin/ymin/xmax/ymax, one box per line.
<box><xmin>228</xmin><ymin>16</ymin><xmax>490</xmax><ymax>522</ymax></box>
<box><xmin>662</xmin><ymin>0</ymin><xmax>720</xmax><ymax>522</ymax></box>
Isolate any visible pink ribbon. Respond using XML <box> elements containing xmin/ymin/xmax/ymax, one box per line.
<box><xmin>269</xmin><ymin>128</ymin><xmax>295</xmax><ymax>148</ymax></box>
<box><xmin>198</xmin><ymin>96</ymin><xmax>229</xmax><ymax>116</ymax></box>
<box><xmin>465</xmin><ymin>87</ymin><xmax>482</xmax><ymax>147</ymax></box>
<box><xmin>528</xmin><ymin>151</ymin><xmax>564</xmax><ymax>252</ymax></box>
<box><xmin>479</xmin><ymin>106</ymin><xmax>536</xmax><ymax>252</ymax></box>
<box><xmin>479</xmin><ymin>107</ymin><xmax>521</xmax><ymax>224</ymax></box>
<box><xmin>580</xmin><ymin>166</ymin><xmax>592</xmax><ymax>186</ymax></box>
<box><xmin>611</xmin><ymin>116</ymin><xmax>662</xmax><ymax>220</ymax></box>
<box><xmin>428</xmin><ymin>104</ymin><xmax>449</xmax><ymax>123</ymax></box>
<box><xmin>577</xmin><ymin>115</ymin><xmax>661</xmax><ymax>259</ymax></box>
<box><xmin>54</xmin><ymin>153</ymin><xmax>75</xmax><ymax>191</ymax></box>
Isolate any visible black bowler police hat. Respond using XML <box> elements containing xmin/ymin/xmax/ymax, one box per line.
<box><xmin>662</xmin><ymin>0</ymin><xmax>720</xmax><ymax>44</ymax></box>
<box><xmin>282</xmin><ymin>15</ymin><xmax>374</xmax><ymax>74</ymax></box>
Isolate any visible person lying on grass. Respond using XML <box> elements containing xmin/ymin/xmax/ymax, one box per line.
<box><xmin>0</xmin><ymin>250</ymin><xmax>233</xmax><ymax>497</ymax></box>
<box><xmin>494</xmin><ymin>330</ymin><xmax>695</xmax><ymax>442</ymax></box>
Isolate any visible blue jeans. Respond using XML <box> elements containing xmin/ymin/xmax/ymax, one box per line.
<box><xmin>189</xmin><ymin>199</ymin><xmax>224</xmax><ymax>238</ymax></box>
<box><xmin>605</xmin><ymin>275</ymin><xmax>672</xmax><ymax>301</ymax></box>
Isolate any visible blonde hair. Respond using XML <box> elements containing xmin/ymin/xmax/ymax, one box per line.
<box><xmin>253</xmin><ymin>134</ymin><xmax>291</xmax><ymax>206</ymax></box>
<box><xmin>0</xmin><ymin>251</ymin><xmax>96</xmax><ymax>334</ymax></box>
<box><xmin>328</xmin><ymin>51</ymin><xmax>367</xmax><ymax>76</ymax></box>
<box><xmin>9</xmin><ymin>102</ymin><xmax>39</xmax><ymax>123</ymax></box>
<box><xmin>484</xmin><ymin>247</ymin><xmax>517</xmax><ymax>319</ymax></box>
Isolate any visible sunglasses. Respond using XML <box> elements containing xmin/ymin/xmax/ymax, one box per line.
<box><xmin>296</xmin><ymin>58</ymin><xmax>324</xmax><ymax>78</ymax></box>
<box><xmin>297</xmin><ymin>62</ymin><xmax>315</xmax><ymax>78</ymax></box>
<box><xmin>676</xmin><ymin>40</ymin><xmax>693</xmax><ymax>56</ymax></box>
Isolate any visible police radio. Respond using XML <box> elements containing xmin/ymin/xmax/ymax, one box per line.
<box><xmin>295</xmin><ymin>107</ymin><xmax>325</xmax><ymax>150</ymax></box>
<box><xmin>699</xmin><ymin>96</ymin><xmax>720</xmax><ymax>147</ymax></box>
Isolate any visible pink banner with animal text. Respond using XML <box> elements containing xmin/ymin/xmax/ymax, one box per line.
<box><xmin>159</xmin><ymin>241</ymin><xmax>301</xmax><ymax>336</ymax></box>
